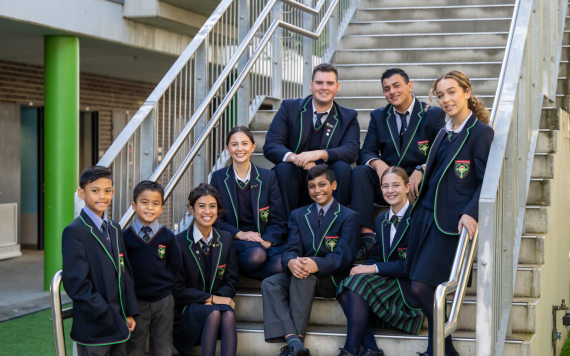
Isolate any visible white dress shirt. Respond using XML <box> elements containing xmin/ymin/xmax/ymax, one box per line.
<box><xmin>233</xmin><ymin>163</ymin><xmax>251</xmax><ymax>184</ymax></box>
<box><xmin>445</xmin><ymin>111</ymin><xmax>472</xmax><ymax>134</ymax></box>
<box><xmin>193</xmin><ymin>223</ymin><xmax>213</xmax><ymax>245</ymax></box>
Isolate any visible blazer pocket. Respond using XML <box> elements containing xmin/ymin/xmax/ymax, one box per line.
<box><xmin>259</xmin><ymin>206</ymin><xmax>270</xmax><ymax>223</ymax></box>
<box><xmin>397</xmin><ymin>247</ymin><xmax>407</xmax><ymax>261</ymax></box>
<box><xmin>325</xmin><ymin>235</ymin><xmax>339</xmax><ymax>252</ymax></box>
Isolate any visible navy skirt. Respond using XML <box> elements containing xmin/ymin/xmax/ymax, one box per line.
<box><xmin>172</xmin><ymin>303</ymin><xmax>234</xmax><ymax>355</ymax></box>
<box><xmin>404</xmin><ymin>204</ymin><xmax>461</xmax><ymax>287</ymax></box>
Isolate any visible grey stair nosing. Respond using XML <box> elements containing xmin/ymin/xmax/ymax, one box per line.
<box><xmin>337</xmin><ymin>46</ymin><xmax>506</xmax><ymax>52</ymax></box>
<box><xmin>335</xmin><ymin>61</ymin><xmax>503</xmax><ymax>66</ymax></box>
<box><xmin>335</xmin><ymin>95</ymin><xmax>495</xmax><ymax>99</ymax></box>
<box><xmin>350</xmin><ymin>17</ymin><xmax>512</xmax><ymax>24</ymax></box>
<box><xmin>358</xmin><ymin>4</ymin><xmax>515</xmax><ymax>10</ymax></box>
<box><xmin>343</xmin><ymin>32</ymin><xmax>509</xmax><ymax>37</ymax></box>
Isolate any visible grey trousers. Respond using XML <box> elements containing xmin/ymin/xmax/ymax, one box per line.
<box><xmin>261</xmin><ymin>272</ymin><xmax>336</xmax><ymax>343</ymax></box>
<box><xmin>77</xmin><ymin>343</ymin><xmax>126</xmax><ymax>356</ymax></box>
<box><xmin>126</xmin><ymin>294</ymin><xmax>175</xmax><ymax>356</ymax></box>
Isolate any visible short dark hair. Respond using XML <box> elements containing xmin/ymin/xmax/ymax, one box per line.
<box><xmin>312</xmin><ymin>63</ymin><xmax>338</xmax><ymax>81</ymax></box>
<box><xmin>225</xmin><ymin>126</ymin><xmax>255</xmax><ymax>146</ymax></box>
<box><xmin>306</xmin><ymin>165</ymin><xmax>335</xmax><ymax>184</ymax></box>
<box><xmin>187</xmin><ymin>183</ymin><xmax>224</xmax><ymax>217</ymax></box>
<box><xmin>79</xmin><ymin>166</ymin><xmax>113</xmax><ymax>189</ymax></box>
<box><xmin>381</xmin><ymin>68</ymin><xmax>410</xmax><ymax>85</ymax></box>
<box><xmin>133</xmin><ymin>181</ymin><xmax>165</xmax><ymax>205</ymax></box>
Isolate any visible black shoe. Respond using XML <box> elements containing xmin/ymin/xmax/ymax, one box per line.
<box><xmin>290</xmin><ymin>345</ymin><xmax>311</xmax><ymax>356</ymax></box>
<box><xmin>356</xmin><ymin>234</ymin><xmax>376</xmax><ymax>263</ymax></box>
<box><xmin>446</xmin><ymin>352</ymin><xmax>460</xmax><ymax>356</ymax></box>
<box><xmin>279</xmin><ymin>345</ymin><xmax>291</xmax><ymax>356</ymax></box>
<box><xmin>416</xmin><ymin>353</ymin><xmax>430</xmax><ymax>356</ymax></box>
<box><xmin>336</xmin><ymin>348</ymin><xmax>359</xmax><ymax>356</ymax></box>
<box><xmin>360</xmin><ymin>348</ymin><xmax>384</xmax><ymax>356</ymax></box>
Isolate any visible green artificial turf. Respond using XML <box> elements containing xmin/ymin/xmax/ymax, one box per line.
<box><xmin>562</xmin><ymin>334</ymin><xmax>570</xmax><ymax>356</ymax></box>
<box><xmin>0</xmin><ymin>304</ymin><xmax>73</xmax><ymax>356</ymax></box>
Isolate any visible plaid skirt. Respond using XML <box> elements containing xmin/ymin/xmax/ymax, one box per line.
<box><xmin>337</xmin><ymin>274</ymin><xmax>424</xmax><ymax>335</ymax></box>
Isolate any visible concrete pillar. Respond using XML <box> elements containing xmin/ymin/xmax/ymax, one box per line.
<box><xmin>43</xmin><ymin>36</ymin><xmax>79</xmax><ymax>290</ymax></box>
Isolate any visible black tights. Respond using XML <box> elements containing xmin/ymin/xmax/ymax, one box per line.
<box><xmin>411</xmin><ymin>281</ymin><xmax>457</xmax><ymax>355</ymax></box>
<box><xmin>338</xmin><ymin>289</ymin><xmax>379</xmax><ymax>355</ymax></box>
<box><xmin>201</xmin><ymin>310</ymin><xmax>237</xmax><ymax>356</ymax></box>
<box><xmin>237</xmin><ymin>247</ymin><xmax>283</xmax><ymax>280</ymax></box>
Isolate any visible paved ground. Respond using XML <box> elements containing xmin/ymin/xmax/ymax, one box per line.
<box><xmin>0</xmin><ymin>249</ymin><xmax>70</xmax><ymax>322</ymax></box>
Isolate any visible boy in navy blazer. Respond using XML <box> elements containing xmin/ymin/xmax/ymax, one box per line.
<box><xmin>261</xmin><ymin>165</ymin><xmax>360</xmax><ymax>356</ymax></box>
<box><xmin>122</xmin><ymin>181</ymin><xmax>183</xmax><ymax>356</ymax></box>
<box><xmin>62</xmin><ymin>166</ymin><xmax>139</xmax><ymax>356</ymax></box>
<box><xmin>351</xmin><ymin>68</ymin><xmax>445</xmax><ymax>262</ymax></box>
<box><xmin>263</xmin><ymin>63</ymin><xmax>360</xmax><ymax>214</ymax></box>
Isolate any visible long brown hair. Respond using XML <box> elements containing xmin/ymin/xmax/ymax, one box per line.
<box><xmin>380</xmin><ymin>166</ymin><xmax>415</xmax><ymax>205</ymax></box>
<box><xmin>429</xmin><ymin>70</ymin><xmax>490</xmax><ymax>125</ymax></box>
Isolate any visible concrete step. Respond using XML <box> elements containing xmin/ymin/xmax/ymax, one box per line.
<box><xmin>531</xmin><ymin>154</ymin><xmax>554</xmax><ymax>179</ymax></box>
<box><xmin>336</xmin><ymin>62</ymin><xmax>503</xmax><ymax>80</ymax></box>
<box><xmin>468</xmin><ymin>264</ymin><xmax>541</xmax><ymax>298</ymax></box>
<box><xmin>251</xmin><ymin>130</ymin><xmax>367</xmax><ymax>153</ymax></box>
<box><xmin>536</xmin><ymin>130</ymin><xmax>557</xmax><ymax>154</ymax></box>
<box><xmin>337</xmin><ymin>32</ymin><xmax>509</xmax><ymax>50</ymax></box>
<box><xmin>540</xmin><ymin>107</ymin><xmax>561</xmax><ymax>130</ymax></box>
<box><xmin>233</xmin><ymin>289</ymin><xmax>537</xmax><ymax>333</ymax></box>
<box><xmin>356</xmin><ymin>5</ymin><xmax>515</xmax><ymax>22</ymax></box>
<box><xmin>333</xmin><ymin>95</ymin><xmax>495</xmax><ymax>110</ymax></box>
<box><xmin>336</xmin><ymin>47</ymin><xmax>506</xmax><ymax>64</ymax></box>
<box><xmin>519</xmin><ymin>235</ymin><xmax>546</xmax><ymax>265</ymax></box>
<box><xmin>526</xmin><ymin>179</ymin><xmax>551</xmax><ymax>206</ymax></box>
<box><xmin>524</xmin><ymin>206</ymin><xmax>548</xmax><ymax>235</ymax></box>
<box><xmin>359</xmin><ymin>0</ymin><xmax>516</xmax><ymax>7</ymax></box>
<box><xmin>185</xmin><ymin>324</ymin><xmax>534</xmax><ymax>356</ymax></box>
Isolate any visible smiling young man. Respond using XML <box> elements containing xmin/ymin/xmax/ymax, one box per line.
<box><xmin>261</xmin><ymin>165</ymin><xmax>360</xmax><ymax>356</ymax></box>
<box><xmin>263</xmin><ymin>63</ymin><xmax>360</xmax><ymax>215</ymax></box>
<box><xmin>62</xmin><ymin>166</ymin><xmax>139</xmax><ymax>356</ymax></box>
<box><xmin>351</xmin><ymin>68</ymin><xmax>446</xmax><ymax>262</ymax></box>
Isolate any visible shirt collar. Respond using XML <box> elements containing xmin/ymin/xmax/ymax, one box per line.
<box><xmin>193</xmin><ymin>223</ymin><xmax>213</xmax><ymax>244</ymax></box>
<box><xmin>445</xmin><ymin>111</ymin><xmax>472</xmax><ymax>134</ymax></box>
<box><xmin>388</xmin><ymin>200</ymin><xmax>410</xmax><ymax>221</ymax></box>
<box><xmin>133</xmin><ymin>218</ymin><xmax>160</xmax><ymax>235</ymax></box>
<box><xmin>233</xmin><ymin>163</ymin><xmax>252</xmax><ymax>184</ymax></box>
<box><xmin>312</xmin><ymin>100</ymin><xmax>334</xmax><ymax>117</ymax></box>
<box><xmin>82</xmin><ymin>206</ymin><xmax>108</xmax><ymax>231</ymax></box>
<box><xmin>316</xmin><ymin>198</ymin><xmax>335</xmax><ymax>216</ymax></box>
<box><xmin>394</xmin><ymin>95</ymin><xmax>416</xmax><ymax>116</ymax></box>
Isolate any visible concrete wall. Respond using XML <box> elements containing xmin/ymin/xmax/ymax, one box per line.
<box><xmin>0</xmin><ymin>102</ymin><xmax>21</xmax><ymax>244</ymax></box>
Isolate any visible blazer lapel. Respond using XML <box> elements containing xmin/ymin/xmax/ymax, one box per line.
<box><xmin>315</xmin><ymin>200</ymin><xmax>341</xmax><ymax>255</ymax></box>
<box><xmin>388</xmin><ymin>206</ymin><xmax>412</xmax><ymax>258</ymax></box>
<box><xmin>440</xmin><ymin>115</ymin><xmax>478</xmax><ymax>177</ymax></box>
<box><xmin>78</xmin><ymin>211</ymin><xmax>117</xmax><ymax>270</ymax></box>
<box><xmin>399</xmin><ymin>100</ymin><xmax>425</xmax><ymax>165</ymax></box>
<box><xmin>380</xmin><ymin>212</ymin><xmax>391</xmax><ymax>262</ymax></box>
<box><xmin>209</xmin><ymin>229</ymin><xmax>223</xmax><ymax>294</ymax></box>
<box><xmin>320</xmin><ymin>103</ymin><xmax>339</xmax><ymax>149</ymax></box>
<box><xmin>223</xmin><ymin>166</ymin><xmax>239</xmax><ymax>227</ymax></box>
<box><xmin>385</xmin><ymin>105</ymin><xmax>402</xmax><ymax>157</ymax></box>
<box><xmin>250</xmin><ymin>165</ymin><xmax>262</xmax><ymax>234</ymax></box>
<box><xmin>295</xmin><ymin>97</ymin><xmax>314</xmax><ymax>154</ymax></box>
<box><xmin>186</xmin><ymin>224</ymin><xmax>208</xmax><ymax>292</ymax></box>
<box><xmin>304</xmin><ymin>203</ymin><xmax>320</xmax><ymax>252</ymax></box>
<box><xmin>107</xmin><ymin>220</ymin><xmax>119</xmax><ymax>262</ymax></box>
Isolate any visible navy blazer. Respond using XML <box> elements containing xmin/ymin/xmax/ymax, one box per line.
<box><xmin>263</xmin><ymin>95</ymin><xmax>360</xmax><ymax>165</ymax></box>
<box><xmin>211</xmin><ymin>163</ymin><xmax>288</xmax><ymax>249</ymax></box>
<box><xmin>282</xmin><ymin>199</ymin><xmax>360</xmax><ymax>286</ymax></box>
<box><xmin>362</xmin><ymin>205</ymin><xmax>420</xmax><ymax>309</ymax></box>
<box><xmin>358</xmin><ymin>99</ymin><xmax>445</xmax><ymax>177</ymax></box>
<box><xmin>172</xmin><ymin>225</ymin><xmax>239</xmax><ymax>321</ymax></box>
<box><xmin>416</xmin><ymin>114</ymin><xmax>494</xmax><ymax>234</ymax></box>
<box><xmin>62</xmin><ymin>210</ymin><xmax>139</xmax><ymax>345</ymax></box>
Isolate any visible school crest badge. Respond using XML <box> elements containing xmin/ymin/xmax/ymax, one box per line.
<box><xmin>325</xmin><ymin>236</ymin><xmax>339</xmax><ymax>252</ymax></box>
<box><xmin>218</xmin><ymin>264</ymin><xmax>227</xmax><ymax>280</ymax></box>
<box><xmin>158</xmin><ymin>244</ymin><xmax>166</xmax><ymax>259</ymax></box>
<box><xmin>397</xmin><ymin>248</ymin><xmax>407</xmax><ymax>261</ymax></box>
<box><xmin>455</xmin><ymin>160</ymin><xmax>470</xmax><ymax>179</ymax></box>
<box><xmin>259</xmin><ymin>206</ymin><xmax>270</xmax><ymax>223</ymax></box>
<box><xmin>418</xmin><ymin>140</ymin><xmax>429</xmax><ymax>156</ymax></box>
<box><xmin>119</xmin><ymin>254</ymin><xmax>125</xmax><ymax>272</ymax></box>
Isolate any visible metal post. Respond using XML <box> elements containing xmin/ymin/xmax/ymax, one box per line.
<box><xmin>44</xmin><ymin>36</ymin><xmax>79</xmax><ymax>290</ymax></box>
<box><xmin>237</xmin><ymin>0</ymin><xmax>250</xmax><ymax>126</ymax></box>
<box><xmin>271</xmin><ymin>1</ymin><xmax>283</xmax><ymax>101</ymax></box>
<box><xmin>139</xmin><ymin>107</ymin><xmax>158</xmax><ymax>181</ymax></box>
<box><xmin>51</xmin><ymin>271</ymin><xmax>66</xmax><ymax>356</ymax></box>
<box><xmin>325</xmin><ymin>0</ymin><xmax>337</xmax><ymax>63</ymax></box>
<box><xmin>193</xmin><ymin>40</ymin><xmax>209</xmax><ymax>185</ymax></box>
<box><xmin>302</xmin><ymin>0</ymin><xmax>313</xmax><ymax>97</ymax></box>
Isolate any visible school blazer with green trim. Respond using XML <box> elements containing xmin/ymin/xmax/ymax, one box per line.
<box><xmin>358</xmin><ymin>100</ymin><xmax>445</xmax><ymax>177</ymax></box>
<box><xmin>211</xmin><ymin>163</ymin><xmax>287</xmax><ymax>246</ymax></box>
<box><xmin>263</xmin><ymin>95</ymin><xmax>360</xmax><ymax>165</ymax></box>
<box><xmin>172</xmin><ymin>224</ymin><xmax>239</xmax><ymax>321</ymax></box>
<box><xmin>61</xmin><ymin>210</ymin><xmax>139</xmax><ymax>346</ymax></box>
<box><xmin>416</xmin><ymin>114</ymin><xmax>494</xmax><ymax>234</ymax></box>
<box><xmin>281</xmin><ymin>199</ymin><xmax>360</xmax><ymax>285</ymax></box>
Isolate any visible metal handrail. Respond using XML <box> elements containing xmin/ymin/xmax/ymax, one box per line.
<box><xmin>51</xmin><ymin>270</ymin><xmax>73</xmax><ymax>356</ymax></box>
<box><xmin>117</xmin><ymin>0</ymin><xmax>339</xmax><ymax>229</ymax></box>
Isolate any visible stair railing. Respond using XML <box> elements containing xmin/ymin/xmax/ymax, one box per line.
<box><xmin>89</xmin><ymin>0</ymin><xmax>359</xmax><ymax>230</ymax></box>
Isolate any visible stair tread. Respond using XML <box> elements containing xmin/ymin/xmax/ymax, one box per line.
<box><xmin>337</xmin><ymin>46</ymin><xmax>506</xmax><ymax>51</ymax></box>
<box><xmin>350</xmin><ymin>17</ymin><xmax>512</xmax><ymax>24</ymax></box>
<box><xmin>343</xmin><ymin>31</ymin><xmax>509</xmax><ymax>37</ymax></box>
<box><xmin>359</xmin><ymin>4</ymin><xmax>515</xmax><ymax>10</ymax></box>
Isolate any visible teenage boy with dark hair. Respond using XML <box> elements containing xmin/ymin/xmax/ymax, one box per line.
<box><xmin>351</xmin><ymin>68</ymin><xmax>445</xmax><ymax>262</ymax></box>
<box><xmin>62</xmin><ymin>166</ymin><xmax>139</xmax><ymax>356</ymax></box>
<box><xmin>261</xmin><ymin>165</ymin><xmax>360</xmax><ymax>356</ymax></box>
<box><xmin>123</xmin><ymin>181</ymin><xmax>183</xmax><ymax>356</ymax></box>
<box><xmin>263</xmin><ymin>63</ymin><xmax>360</xmax><ymax>215</ymax></box>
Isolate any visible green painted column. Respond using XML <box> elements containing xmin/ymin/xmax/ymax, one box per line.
<box><xmin>44</xmin><ymin>36</ymin><xmax>79</xmax><ymax>290</ymax></box>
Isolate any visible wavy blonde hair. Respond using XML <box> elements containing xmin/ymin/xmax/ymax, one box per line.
<box><xmin>429</xmin><ymin>70</ymin><xmax>490</xmax><ymax>125</ymax></box>
<box><xmin>380</xmin><ymin>166</ymin><xmax>415</xmax><ymax>205</ymax></box>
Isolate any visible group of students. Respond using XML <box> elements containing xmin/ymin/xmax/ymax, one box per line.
<box><xmin>61</xmin><ymin>64</ymin><xmax>494</xmax><ymax>356</ymax></box>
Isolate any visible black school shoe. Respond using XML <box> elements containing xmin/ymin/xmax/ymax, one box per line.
<box><xmin>279</xmin><ymin>346</ymin><xmax>291</xmax><ymax>356</ymax></box>
<box><xmin>360</xmin><ymin>348</ymin><xmax>384</xmax><ymax>356</ymax></box>
<box><xmin>355</xmin><ymin>233</ymin><xmax>376</xmax><ymax>263</ymax></box>
<box><xmin>416</xmin><ymin>352</ymin><xmax>460</xmax><ymax>356</ymax></box>
<box><xmin>289</xmin><ymin>345</ymin><xmax>311</xmax><ymax>356</ymax></box>
<box><xmin>336</xmin><ymin>348</ymin><xmax>359</xmax><ymax>356</ymax></box>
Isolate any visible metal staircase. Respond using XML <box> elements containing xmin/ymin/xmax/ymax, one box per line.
<box><xmin>61</xmin><ymin>0</ymin><xmax>570</xmax><ymax>355</ymax></box>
